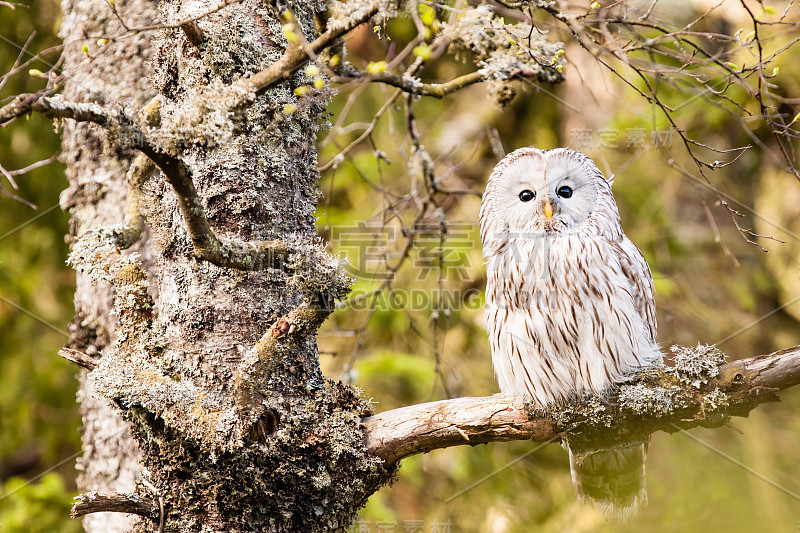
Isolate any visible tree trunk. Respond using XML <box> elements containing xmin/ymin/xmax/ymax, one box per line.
<box><xmin>59</xmin><ymin>0</ymin><xmax>156</xmax><ymax>530</ymax></box>
<box><xmin>59</xmin><ymin>0</ymin><xmax>392</xmax><ymax>531</ymax></box>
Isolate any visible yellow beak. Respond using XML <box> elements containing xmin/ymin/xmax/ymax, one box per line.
<box><xmin>544</xmin><ymin>200</ymin><xmax>553</xmax><ymax>220</ymax></box>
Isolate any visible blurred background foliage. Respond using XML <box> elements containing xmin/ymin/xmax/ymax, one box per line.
<box><xmin>316</xmin><ymin>2</ymin><xmax>800</xmax><ymax>532</ymax></box>
<box><xmin>0</xmin><ymin>0</ymin><xmax>82</xmax><ymax>531</ymax></box>
<box><xmin>1</xmin><ymin>0</ymin><xmax>799</xmax><ymax>532</ymax></box>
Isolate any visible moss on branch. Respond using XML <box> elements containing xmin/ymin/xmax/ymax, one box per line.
<box><xmin>238</xmin><ymin>1</ymin><xmax>381</xmax><ymax>98</ymax></box>
<box><xmin>3</xmin><ymin>92</ymin><xmax>349</xmax><ymax>296</ymax></box>
<box><xmin>363</xmin><ymin>345</ymin><xmax>800</xmax><ymax>464</ymax></box>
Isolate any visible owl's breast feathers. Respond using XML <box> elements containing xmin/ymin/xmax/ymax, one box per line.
<box><xmin>485</xmin><ymin>232</ymin><xmax>662</xmax><ymax>406</ymax></box>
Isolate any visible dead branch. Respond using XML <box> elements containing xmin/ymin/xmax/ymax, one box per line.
<box><xmin>363</xmin><ymin>345</ymin><xmax>800</xmax><ymax>464</ymax></box>
<box><xmin>181</xmin><ymin>21</ymin><xmax>205</xmax><ymax>46</ymax></box>
<box><xmin>71</xmin><ymin>491</ymin><xmax>158</xmax><ymax>520</ymax></box>
<box><xmin>58</xmin><ymin>348</ymin><xmax>99</xmax><ymax>371</ymax></box>
<box><xmin>0</xmin><ymin>94</ymin><xmax>347</xmax><ymax>293</ymax></box>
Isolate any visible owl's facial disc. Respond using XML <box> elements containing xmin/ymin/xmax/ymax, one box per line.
<box><xmin>498</xmin><ymin>150</ymin><xmax>599</xmax><ymax>233</ymax></box>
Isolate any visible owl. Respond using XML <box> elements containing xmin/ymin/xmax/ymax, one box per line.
<box><xmin>479</xmin><ymin>147</ymin><xmax>663</xmax><ymax>517</ymax></box>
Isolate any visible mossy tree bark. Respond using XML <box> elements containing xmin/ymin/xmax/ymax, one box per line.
<box><xmin>58</xmin><ymin>0</ymin><xmax>156</xmax><ymax>531</ymax></box>
<box><xmin>57</xmin><ymin>0</ymin><xmax>391</xmax><ymax>531</ymax></box>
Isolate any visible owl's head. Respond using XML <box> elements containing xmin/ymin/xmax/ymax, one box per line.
<box><xmin>480</xmin><ymin>147</ymin><xmax>620</xmax><ymax>252</ymax></box>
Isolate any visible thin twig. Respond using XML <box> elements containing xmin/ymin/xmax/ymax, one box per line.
<box><xmin>333</xmin><ymin>69</ymin><xmax>486</xmax><ymax>99</ymax></box>
<box><xmin>239</xmin><ymin>2</ymin><xmax>381</xmax><ymax>98</ymax></box>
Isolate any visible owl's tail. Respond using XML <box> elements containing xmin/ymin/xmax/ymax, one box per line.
<box><xmin>565</xmin><ymin>438</ymin><xmax>648</xmax><ymax>521</ymax></box>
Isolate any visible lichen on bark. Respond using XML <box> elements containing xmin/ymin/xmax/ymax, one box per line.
<box><xmin>127</xmin><ymin>379</ymin><xmax>393</xmax><ymax>533</ymax></box>
<box><xmin>60</xmin><ymin>0</ymin><xmax>401</xmax><ymax>529</ymax></box>
<box><xmin>58</xmin><ymin>0</ymin><xmax>158</xmax><ymax>530</ymax></box>
<box><xmin>547</xmin><ymin>347</ymin><xmax>735</xmax><ymax>451</ymax></box>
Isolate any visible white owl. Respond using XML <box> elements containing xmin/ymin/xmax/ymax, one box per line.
<box><xmin>480</xmin><ymin>147</ymin><xmax>663</xmax><ymax>517</ymax></box>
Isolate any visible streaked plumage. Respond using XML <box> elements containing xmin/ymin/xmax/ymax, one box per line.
<box><xmin>480</xmin><ymin>147</ymin><xmax>662</xmax><ymax>517</ymax></box>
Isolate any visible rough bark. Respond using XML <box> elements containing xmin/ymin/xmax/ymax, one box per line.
<box><xmin>57</xmin><ymin>0</ymin><xmax>394</xmax><ymax>531</ymax></box>
<box><xmin>58</xmin><ymin>0</ymin><xmax>157</xmax><ymax>531</ymax></box>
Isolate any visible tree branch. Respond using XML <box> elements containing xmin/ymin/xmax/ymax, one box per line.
<box><xmin>1</xmin><ymin>94</ymin><xmax>348</xmax><ymax>296</ymax></box>
<box><xmin>141</xmin><ymin>142</ymin><xmax>349</xmax><ymax>290</ymax></box>
<box><xmin>71</xmin><ymin>491</ymin><xmax>159</xmax><ymax>521</ymax></box>
<box><xmin>333</xmin><ymin>64</ymin><xmax>562</xmax><ymax>99</ymax></box>
<box><xmin>234</xmin><ymin>303</ymin><xmax>332</xmax><ymax>439</ymax></box>
<box><xmin>238</xmin><ymin>2</ymin><xmax>380</xmax><ymax>97</ymax></box>
<box><xmin>0</xmin><ymin>91</ymin><xmax>104</xmax><ymax>126</ymax></box>
<box><xmin>334</xmin><ymin>69</ymin><xmax>487</xmax><ymax>99</ymax></box>
<box><xmin>363</xmin><ymin>346</ymin><xmax>800</xmax><ymax>464</ymax></box>
<box><xmin>58</xmin><ymin>348</ymin><xmax>98</xmax><ymax>371</ymax></box>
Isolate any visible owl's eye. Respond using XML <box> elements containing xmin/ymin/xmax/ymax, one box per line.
<box><xmin>557</xmin><ymin>185</ymin><xmax>573</xmax><ymax>199</ymax></box>
<box><xmin>519</xmin><ymin>189</ymin><xmax>535</xmax><ymax>202</ymax></box>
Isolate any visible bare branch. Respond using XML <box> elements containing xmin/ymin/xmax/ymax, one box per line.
<box><xmin>0</xmin><ymin>184</ymin><xmax>37</xmax><ymax>208</ymax></box>
<box><xmin>739</xmin><ymin>0</ymin><xmax>800</xmax><ymax>181</ymax></box>
<box><xmin>0</xmin><ymin>44</ymin><xmax>64</xmax><ymax>97</ymax></box>
<box><xmin>319</xmin><ymin>88</ymin><xmax>403</xmax><ymax>172</ymax></box>
<box><xmin>58</xmin><ymin>348</ymin><xmax>99</xmax><ymax>371</ymax></box>
<box><xmin>334</xmin><ymin>69</ymin><xmax>486</xmax><ymax>99</ymax></box>
<box><xmin>0</xmin><ymin>163</ymin><xmax>18</xmax><ymax>190</ymax></box>
<box><xmin>363</xmin><ymin>346</ymin><xmax>800</xmax><ymax>464</ymax></box>
<box><xmin>534</xmin><ymin>2</ymin><xmax>797</xmax><ymax>247</ymax></box>
<box><xmin>71</xmin><ymin>491</ymin><xmax>158</xmax><ymax>520</ymax></box>
<box><xmin>0</xmin><ymin>30</ymin><xmax>36</xmax><ymax>95</ymax></box>
<box><xmin>4</xmin><ymin>153</ymin><xmax>58</xmax><ymax>178</ymax></box>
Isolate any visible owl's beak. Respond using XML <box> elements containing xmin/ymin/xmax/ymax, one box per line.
<box><xmin>544</xmin><ymin>199</ymin><xmax>553</xmax><ymax>220</ymax></box>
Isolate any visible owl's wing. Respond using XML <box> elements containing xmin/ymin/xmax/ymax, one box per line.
<box><xmin>611</xmin><ymin>237</ymin><xmax>658</xmax><ymax>342</ymax></box>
